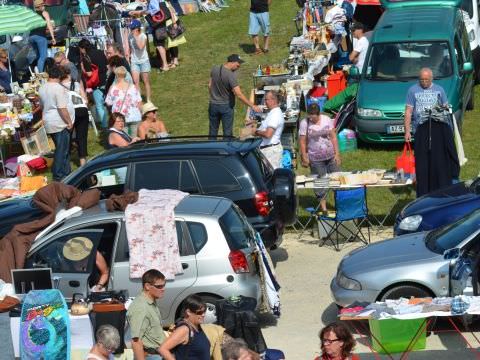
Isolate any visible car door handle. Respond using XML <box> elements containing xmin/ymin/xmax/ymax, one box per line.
<box><xmin>69</xmin><ymin>280</ymin><xmax>80</xmax><ymax>288</ymax></box>
<box><xmin>182</xmin><ymin>263</ymin><xmax>189</xmax><ymax>269</ymax></box>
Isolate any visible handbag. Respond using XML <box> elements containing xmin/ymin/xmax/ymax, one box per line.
<box><xmin>167</xmin><ymin>19</ymin><xmax>186</xmax><ymax>40</ymax></box>
<box><xmin>83</xmin><ymin>61</ymin><xmax>100</xmax><ymax>89</ymax></box>
<box><xmin>145</xmin><ymin>2</ymin><xmax>172</xmax><ymax>28</ymax></box>
<box><xmin>396</xmin><ymin>142</ymin><xmax>415</xmax><ymax>175</ymax></box>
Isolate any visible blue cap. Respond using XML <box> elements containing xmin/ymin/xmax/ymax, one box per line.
<box><xmin>130</xmin><ymin>19</ymin><xmax>142</xmax><ymax>30</ymax></box>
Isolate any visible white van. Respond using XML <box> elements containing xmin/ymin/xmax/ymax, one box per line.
<box><xmin>461</xmin><ymin>0</ymin><xmax>480</xmax><ymax>80</ymax></box>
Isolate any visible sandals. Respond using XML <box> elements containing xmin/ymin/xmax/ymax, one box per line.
<box><xmin>263</xmin><ymin>48</ymin><xmax>270</xmax><ymax>54</ymax></box>
<box><xmin>160</xmin><ymin>67</ymin><xmax>170</xmax><ymax>72</ymax></box>
<box><xmin>254</xmin><ymin>48</ymin><xmax>263</xmax><ymax>55</ymax></box>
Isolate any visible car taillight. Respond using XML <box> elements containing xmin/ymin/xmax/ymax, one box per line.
<box><xmin>254</xmin><ymin>191</ymin><xmax>271</xmax><ymax>216</ymax></box>
<box><xmin>228</xmin><ymin>250</ymin><xmax>250</xmax><ymax>273</ymax></box>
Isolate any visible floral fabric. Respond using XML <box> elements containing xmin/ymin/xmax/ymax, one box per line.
<box><xmin>105</xmin><ymin>84</ymin><xmax>142</xmax><ymax>123</ymax></box>
<box><xmin>298</xmin><ymin>115</ymin><xmax>335</xmax><ymax>162</ymax></box>
<box><xmin>125</xmin><ymin>189</ymin><xmax>188</xmax><ymax>279</ymax></box>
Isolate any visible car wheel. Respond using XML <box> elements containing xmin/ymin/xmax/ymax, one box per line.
<box><xmin>466</xmin><ymin>89</ymin><xmax>474</xmax><ymax>111</ymax></box>
<box><xmin>380</xmin><ymin>284</ymin><xmax>432</xmax><ymax>301</ymax></box>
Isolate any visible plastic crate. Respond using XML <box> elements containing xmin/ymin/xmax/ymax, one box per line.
<box><xmin>369</xmin><ymin>318</ymin><xmax>427</xmax><ymax>354</ymax></box>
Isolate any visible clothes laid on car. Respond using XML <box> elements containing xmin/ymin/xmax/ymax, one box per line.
<box><xmin>125</xmin><ymin>189</ymin><xmax>188</xmax><ymax>279</ymax></box>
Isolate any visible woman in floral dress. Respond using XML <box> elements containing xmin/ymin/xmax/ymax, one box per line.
<box><xmin>105</xmin><ymin>66</ymin><xmax>143</xmax><ymax>136</ymax></box>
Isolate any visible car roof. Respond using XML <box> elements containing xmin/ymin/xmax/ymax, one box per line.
<box><xmin>47</xmin><ymin>195</ymin><xmax>231</xmax><ymax>229</ymax></box>
<box><xmin>373</xmin><ymin>6</ymin><xmax>458</xmax><ymax>43</ymax></box>
<box><xmin>80</xmin><ymin>138</ymin><xmax>262</xmax><ymax>167</ymax></box>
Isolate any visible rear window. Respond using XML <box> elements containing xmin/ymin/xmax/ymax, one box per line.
<box><xmin>244</xmin><ymin>150</ymin><xmax>273</xmax><ymax>185</ymax></box>
<box><xmin>219</xmin><ymin>205</ymin><xmax>255</xmax><ymax>250</ymax></box>
<box><xmin>193</xmin><ymin>159</ymin><xmax>241</xmax><ymax>194</ymax></box>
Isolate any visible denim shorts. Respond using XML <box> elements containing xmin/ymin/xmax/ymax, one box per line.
<box><xmin>131</xmin><ymin>60</ymin><xmax>151</xmax><ymax>73</ymax></box>
<box><xmin>249</xmin><ymin>12</ymin><xmax>270</xmax><ymax>36</ymax></box>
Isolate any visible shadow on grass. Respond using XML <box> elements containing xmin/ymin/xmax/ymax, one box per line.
<box><xmin>238</xmin><ymin>43</ymin><xmax>257</xmax><ymax>54</ymax></box>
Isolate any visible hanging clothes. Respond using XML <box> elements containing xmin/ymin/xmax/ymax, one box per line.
<box><xmin>255</xmin><ymin>233</ymin><xmax>281</xmax><ymax>316</ymax></box>
<box><xmin>125</xmin><ymin>189</ymin><xmax>188</xmax><ymax>279</ymax></box>
<box><xmin>414</xmin><ymin>121</ymin><xmax>460</xmax><ymax>197</ymax></box>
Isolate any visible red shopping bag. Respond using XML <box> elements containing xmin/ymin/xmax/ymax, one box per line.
<box><xmin>396</xmin><ymin>142</ymin><xmax>415</xmax><ymax>174</ymax></box>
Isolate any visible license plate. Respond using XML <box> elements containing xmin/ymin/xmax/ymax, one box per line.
<box><xmin>386</xmin><ymin>125</ymin><xmax>405</xmax><ymax>134</ymax></box>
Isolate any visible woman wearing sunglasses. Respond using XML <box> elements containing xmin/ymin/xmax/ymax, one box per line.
<box><xmin>159</xmin><ymin>295</ymin><xmax>211</xmax><ymax>360</ymax></box>
<box><xmin>316</xmin><ymin>322</ymin><xmax>359</xmax><ymax>360</ymax></box>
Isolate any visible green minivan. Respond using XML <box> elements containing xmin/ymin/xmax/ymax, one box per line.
<box><xmin>354</xmin><ymin>0</ymin><xmax>475</xmax><ymax>143</ymax></box>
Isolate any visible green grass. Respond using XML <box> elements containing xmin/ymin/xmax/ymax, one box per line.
<box><xmin>79</xmin><ymin>0</ymin><xmax>480</xmax><ymax>224</ymax></box>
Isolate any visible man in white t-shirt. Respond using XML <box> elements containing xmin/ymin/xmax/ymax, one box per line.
<box><xmin>349</xmin><ymin>22</ymin><xmax>369</xmax><ymax>72</ymax></box>
<box><xmin>253</xmin><ymin>91</ymin><xmax>284</xmax><ymax>169</ymax></box>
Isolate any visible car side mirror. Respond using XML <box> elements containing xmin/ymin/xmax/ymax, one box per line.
<box><xmin>349</xmin><ymin>66</ymin><xmax>360</xmax><ymax>81</ymax></box>
<box><xmin>462</xmin><ymin>62</ymin><xmax>473</xmax><ymax>74</ymax></box>
<box><xmin>444</xmin><ymin>248</ymin><xmax>460</xmax><ymax>260</ymax></box>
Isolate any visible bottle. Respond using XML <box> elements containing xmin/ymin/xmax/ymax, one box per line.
<box><xmin>265</xmin><ymin>66</ymin><xmax>271</xmax><ymax>75</ymax></box>
<box><xmin>257</xmin><ymin>65</ymin><xmax>262</xmax><ymax>76</ymax></box>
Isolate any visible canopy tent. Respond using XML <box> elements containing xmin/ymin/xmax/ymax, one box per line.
<box><xmin>0</xmin><ymin>4</ymin><xmax>46</xmax><ymax>36</ymax></box>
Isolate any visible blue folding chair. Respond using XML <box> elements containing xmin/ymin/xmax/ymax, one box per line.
<box><xmin>318</xmin><ymin>187</ymin><xmax>370</xmax><ymax>251</ymax></box>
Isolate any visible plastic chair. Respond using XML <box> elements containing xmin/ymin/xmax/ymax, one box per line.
<box><xmin>318</xmin><ymin>187</ymin><xmax>370</xmax><ymax>251</ymax></box>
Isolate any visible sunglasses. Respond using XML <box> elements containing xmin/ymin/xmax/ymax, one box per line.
<box><xmin>150</xmin><ymin>283</ymin><xmax>166</xmax><ymax>289</ymax></box>
<box><xmin>194</xmin><ymin>309</ymin><xmax>206</xmax><ymax>315</ymax></box>
<box><xmin>322</xmin><ymin>338</ymin><xmax>341</xmax><ymax>345</ymax></box>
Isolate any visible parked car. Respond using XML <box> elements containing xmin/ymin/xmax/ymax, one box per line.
<box><xmin>394</xmin><ymin>177</ymin><xmax>480</xmax><ymax>236</ymax></box>
<box><xmin>331</xmin><ymin>208</ymin><xmax>480</xmax><ymax>307</ymax></box>
<box><xmin>353</xmin><ymin>0</ymin><xmax>475</xmax><ymax>143</ymax></box>
<box><xmin>24</xmin><ymin>195</ymin><xmax>262</xmax><ymax>325</ymax></box>
<box><xmin>0</xmin><ymin>138</ymin><xmax>296</xmax><ymax>248</ymax></box>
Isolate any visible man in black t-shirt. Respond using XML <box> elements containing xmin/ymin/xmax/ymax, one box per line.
<box><xmin>249</xmin><ymin>0</ymin><xmax>271</xmax><ymax>54</ymax></box>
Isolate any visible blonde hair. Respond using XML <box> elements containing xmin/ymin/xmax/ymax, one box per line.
<box><xmin>0</xmin><ymin>48</ymin><xmax>7</xmax><ymax>58</ymax></box>
<box><xmin>54</xmin><ymin>51</ymin><xmax>66</xmax><ymax>60</ymax></box>
<box><xmin>114</xmin><ymin>66</ymin><xmax>127</xmax><ymax>77</ymax></box>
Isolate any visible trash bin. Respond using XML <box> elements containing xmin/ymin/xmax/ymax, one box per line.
<box><xmin>369</xmin><ymin>318</ymin><xmax>427</xmax><ymax>354</ymax></box>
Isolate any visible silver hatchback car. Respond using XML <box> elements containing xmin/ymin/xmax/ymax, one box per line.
<box><xmin>331</xmin><ymin>209</ymin><xmax>480</xmax><ymax>307</ymax></box>
<box><xmin>25</xmin><ymin>195</ymin><xmax>261</xmax><ymax>324</ymax></box>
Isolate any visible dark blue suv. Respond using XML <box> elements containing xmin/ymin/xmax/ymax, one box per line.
<box><xmin>394</xmin><ymin>177</ymin><xmax>480</xmax><ymax>235</ymax></box>
<box><xmin>0</xmin><ymin>138</ymin><xmax>296</xmax><ymax>248</ymax></box>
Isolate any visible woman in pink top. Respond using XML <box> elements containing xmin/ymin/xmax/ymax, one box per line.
<box><xmin>299</xmin><ymin>103</ymin><xmax>341</xmax><ymax>212</ymax></box>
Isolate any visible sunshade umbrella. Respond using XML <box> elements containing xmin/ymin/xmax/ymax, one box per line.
<box><xmin>0</xmin><ymin>4</ymin><xmax>46</xmax><ymax>37</ymax></box>
<box><xmin>0</xmin><ymin>5</ymin><xmax>45</xmax><ymax>86</ymax></box>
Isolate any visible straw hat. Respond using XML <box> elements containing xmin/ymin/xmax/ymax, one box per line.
<box><xmin>142</xmin><ymin>102</ymin><xmax>158</xmax><ymax>116</ymax></box>
<box><xmin>63</xmin><ymin>237</ymin><xmax>93</xmax><ymax>261</ymax></box>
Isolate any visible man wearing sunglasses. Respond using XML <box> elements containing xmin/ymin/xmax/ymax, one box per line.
<box><xmin>127</xmin><ymin>269</ymin><xmax>167</xmax><ymax>360</ymax></box>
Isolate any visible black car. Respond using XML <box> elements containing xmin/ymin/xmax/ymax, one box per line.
<box><xmin>0</xmin><ymin>138</ymin><xmax>296</xmax><ymax>248</ymax></box>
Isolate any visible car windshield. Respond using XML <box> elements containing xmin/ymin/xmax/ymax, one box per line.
<box><xmin>365</xmin><ymin>42</ymin><xmax>452</xmax><ymax>81</ymax></box>
<box><xmin>426</xmin><ymin>209</ymin><xmax>480</xmax><ymax>254</ymax></box>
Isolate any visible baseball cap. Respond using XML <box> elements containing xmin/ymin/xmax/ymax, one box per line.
<box><xmin>227</xmin><ymin>54</ymin><xmax>245</xmax><ymax>64</ymax></box>
<box><xmin>129</xmin><ymin>19</ymin><xmax>142</xmax><ymax>30</ymax></box>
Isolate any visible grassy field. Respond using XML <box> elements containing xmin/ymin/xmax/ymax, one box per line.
<box><xmin>78</xmin><ymin>0</ymin><xmax>480</xmax><ymax>223</ymax></box>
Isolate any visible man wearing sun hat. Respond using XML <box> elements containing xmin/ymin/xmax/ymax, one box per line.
<box><xmin>208</xmin><ymin>54</ymin><xmax>262</xmax><ymax>138</ymax></box>
<box><xmin>139</xmin><ymin>102</ymin><xmax>168</xmax><ymax>139</ymax></box>
<box><xmin>63</xmin><ymin>237</ymin><xmax>109</xmax><ymax>292</ymax></box>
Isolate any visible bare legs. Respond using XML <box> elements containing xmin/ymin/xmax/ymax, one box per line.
<box><xmin>156</xmin><ymin>46</ymin><xmax>169</xmax><ymax>71</ymax></box>
<box><xmin>141</xmin><ymin>72</ymin><xmax>151</xmax><ymax>102</ymax></box>
<box><xmin>252</xmin><ymin>35</ymin><xmax>269</xmax><ymax>53</ymax></box>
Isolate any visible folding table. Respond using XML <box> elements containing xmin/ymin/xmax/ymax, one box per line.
<box><xmin>297</xmin><ymin>180</ymin><xmax>413</xmax><ymax>232</ymax></box>
<box><xmin>341</xmin><ymin>311</ymin><xmax>480</xmax><ymax>360</ymax></box>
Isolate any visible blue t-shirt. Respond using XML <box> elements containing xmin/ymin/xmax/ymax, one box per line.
<box><xmin>405</xmin><ymin>83</ymin><xmax>448</xmax><ymax>133</ymax></box>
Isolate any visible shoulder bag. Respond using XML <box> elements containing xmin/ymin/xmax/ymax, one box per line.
<box><xmin>167</xmin><ymin>19</ymin><xmax>186</xmax><ymax>39</ymax></box>
<box><xmin>82</xmin><ymin>54</ymin><xmax>100</xmax><ymax>89</ymax></box>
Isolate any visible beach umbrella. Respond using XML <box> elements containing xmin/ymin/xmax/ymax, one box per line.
<box><xmin>0</xmin><ymin>4</ymin><xmax>46</xmax><ymax>37</ymax></box>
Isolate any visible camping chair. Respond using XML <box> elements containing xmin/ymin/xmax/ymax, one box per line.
<box><xmin>297</xmin><ymin>202</ymin><xmax>322</xmax><ymax>239</ymax></box>
<box><xmin>318</xmin><ymin>187</ymin><xmax>370</xmax><ymax>251</ymax></box>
